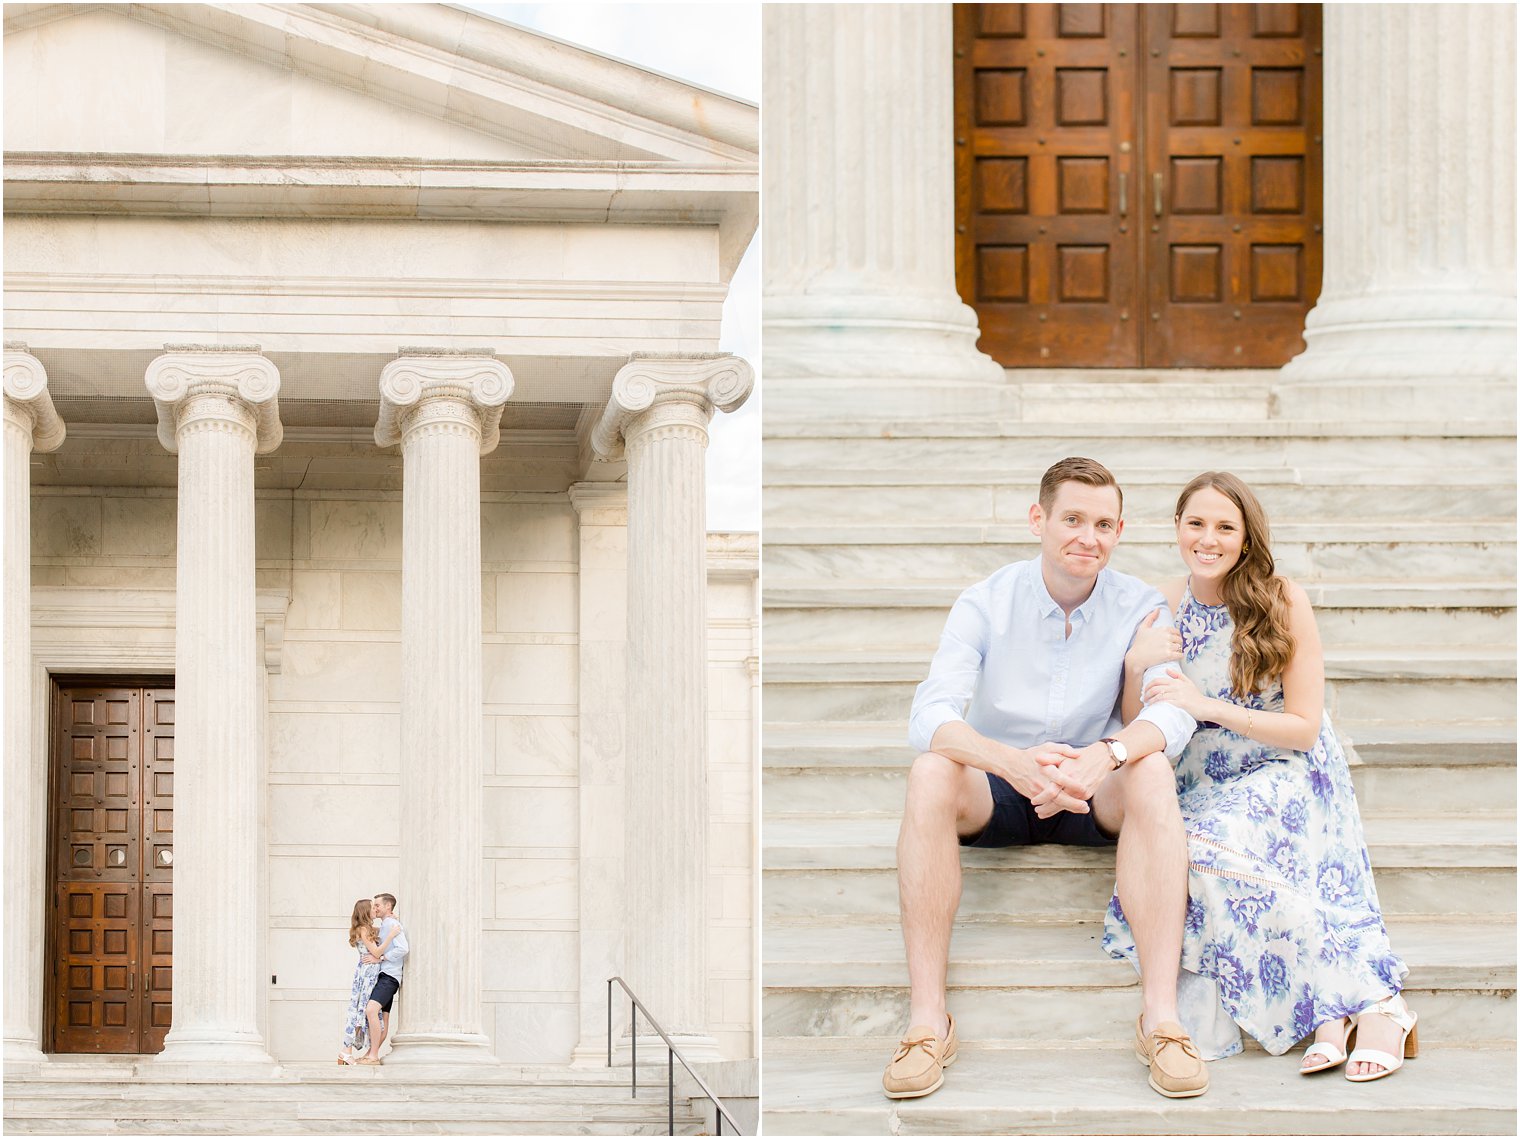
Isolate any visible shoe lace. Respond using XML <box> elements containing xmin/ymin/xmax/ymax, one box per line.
<box><xmin>1151</xmin><ymin>1026</ymin><xmax>1200</xmax><ymax>1060</ymax></box>
<box><xmin>892</xmin><ymin>1032</ymin><xmax>940</xmax><ymax>1063</ymax></box>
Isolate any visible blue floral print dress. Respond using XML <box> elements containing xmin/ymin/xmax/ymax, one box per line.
<box><xmin>340</xmin><ymin>940</ymin><xmax>385</xmax><ymax>1057</ymax></box>
<box><xmin>1102</xmin><ymin>582</ymin><xmax>1406</xmax><ymax>1058</ymax></box>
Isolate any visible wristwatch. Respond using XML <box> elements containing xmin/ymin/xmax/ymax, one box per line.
<box><xmin>1100</xmin><ymin>737</ymin><xmax>1129</xmax><ymax>769</ymax></box>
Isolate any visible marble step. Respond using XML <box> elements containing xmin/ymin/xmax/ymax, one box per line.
<box><xmin>762</xmin><ymin>418</ymin><xmax>1516</xmax><ymax>469</ymax></box>
<box><xmin>761</xmin><ymin>650</ymin><xmax>1516</xmax><ymax>727</ymax></box>
<box><xmin>764</xmin><ymin>474</ymin><xmax>1515</xmax><ymax>527</ymax></box>
<box><xmin>764</xmin><ymin>596</ymin><xmax>1517</xmax><ymax>654</ymax></box>
<box><xmin>765</xmin><ymin>645</ymin><xmax>1516</xmax><ymax>683</ymax></box>
<box><xmin>762</xmin><ymin>755</ymin><xmax>1517</xmax><ymax>818</ymax></box>
<box><xmin>762</xmin><ymin>814</ymin><xmax>1517</xmax><ymax>920</ymax></box>
<box><xmin>764</xmin><ymin>371</ymin><xmax>1283</xmax><ymax>424</ymax></box>
<box><xmin>761</xmin><ymin>918</ymin><xmax>1515</xmax><ymax>1043</ymax></box>
<box><xmin>2</xmin><ymin>1070</ymin><xmax>706</xmax><ymax>1135</ymax></box>
<box><xmin>762</xmin><ymin>723</ymin><xmax>1518</xmax><ymax>767</ymax></box>
<box><xmin>762</xmin><ymin>521</ymin><xmax>1516</xmax><ymax>582</ymax></box>
<box><xmin>760</xmin><ymin>1040</ymin><xmax>1517</xmax><ymax>1136</ymax></box>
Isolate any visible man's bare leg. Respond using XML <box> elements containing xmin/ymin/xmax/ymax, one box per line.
<box><xmin>897</xmin><ymin>752</ymin><xmax>995</xmax><ymax>1036</ymax></box>
<box><xmin>1091</xmin><ymin>752</ymin><xmax>1187</xmax><ymax>1032</ymax></box>
<box><xmin>364</xmin><ymin>1000</ymin><xmax>384</xmax><ymax>1060</ymax></box>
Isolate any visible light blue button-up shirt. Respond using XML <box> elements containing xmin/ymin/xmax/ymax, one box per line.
<box><xmin>907</xmin><ymin>559</ymin><xmax>1196</xmax><ymax>758</ymax></box>
<box><xmin>377</xmin><ymin>916</ymin><xmax>408</xmax><ymax>981</ymax></box>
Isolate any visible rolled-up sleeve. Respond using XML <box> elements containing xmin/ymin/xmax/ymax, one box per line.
<box><xmin>908</xmin><ymin>587</ymin><xmax>989</xmax><ymax>753</ymax></box>
<box><xmin>1130</xmin><ymin>603</ymin><xmax>1197</xmax><ymax>757</ymax></box>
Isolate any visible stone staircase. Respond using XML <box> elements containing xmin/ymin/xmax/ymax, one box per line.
<box><xmin>761</xmin><ymin>371</ymin><xmax>1517</xmax><ymax>1134</ymax></box>
<box><xmin>2</xmin><ymin>1060</ymin><xmax>708</xmax><ymax>1135</ymax></box>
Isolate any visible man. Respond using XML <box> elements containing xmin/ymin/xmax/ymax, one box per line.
<box><xmin>881</xmin><ymin>457</ymin><xmax>1207</xmax><ymax>1101</ymax></box>
<box><xmin>357</xmin><ymin>892</ymin><xmax>408</xmax><ymax>1065</ymax></box>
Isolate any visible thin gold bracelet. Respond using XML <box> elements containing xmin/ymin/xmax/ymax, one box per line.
<box><xmin>1246</xmin><ymin>708</ymin><xmax>1253</xmax><ymax>737</ymax></box>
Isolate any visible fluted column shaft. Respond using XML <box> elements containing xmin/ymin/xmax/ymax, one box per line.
<box><xmin>625</xmin><ymin>400</ymin><xmax>711</xmax><ymax>1038</ymax></box>
<box><xmin>146</xmin><ymin>349</ymin><xmax>280</xmax><ymax>1066</ymax></box>
<box><xmin>591</xmin><ymin>354</ymin><xmax>753</xmax><ymax>1057</ymax></box>
<box><xmin>376</xmin><ymin>353</ymin><xmax>511</xmax><ymax>1064</ymax></box>
<box><xmin>1281</xmin><ymin>4</ymin><xmax>1516</xmax><ymax>408</ymax></box>
<box><xmin>764</xmin><ymin>3</ymin><xmax>1002</xmax><ymax>385</ymax></box>
<box><xmin>3</xmin><ymin>347</ymin><xmax>64</xmax><ymax>1064</ymax></box>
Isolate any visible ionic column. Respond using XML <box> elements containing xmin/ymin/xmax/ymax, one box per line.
<box><xmin>591</xmin><ymin>354</ymin><xmax>754</xmax><ymax>1060</ymax></box>
<box><xmin>566</xmin><ymin>483</ymin><xmax>629</xmax><ymax>1066</ymax></box>
<box><xmin>1278</xmin><ymin>3</ymin><xmax>1516</xmax><ymax>417</ymax></box>
<box><xmin>146</xmin><ymin>348</ymin><xmax>280</xmax><ymax>1067</ymax></box>
<box><xmin>375</xmin><ymin>351</ymin><xmax>512</xmax><ymax>1065</ymax></box>
<box><xmin>3</xmin><ymin>346</ymin><xmax>65</xmax><ymax>1065</ymax></box>
<box><xmin>764</xmin><ymin>4</ymin><xmax>1004</xmax><ymax>411</ymax></box>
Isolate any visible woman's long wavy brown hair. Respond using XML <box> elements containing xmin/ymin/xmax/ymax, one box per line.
<box><xmin>1176</xmin><ymin>472</ymin><xmax>1294</xmax><ymax>696</ymax></box>
<box><xmin>348</xmin><ymin>898</ymin><xmax>374</xmax><ymax>948</ymax></box>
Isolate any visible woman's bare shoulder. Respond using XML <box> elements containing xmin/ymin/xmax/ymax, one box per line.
<box><xmin>1157</xmin><ymin>577</ymin><xmax>1187</xmax><ymax>609</ymax></box>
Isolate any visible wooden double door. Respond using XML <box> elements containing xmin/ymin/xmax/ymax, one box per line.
<box><xmin>49</xmin><ymin>682</ymin><xmax>175</xmax><ymax>1054</ymax></box>
<box><xmin>954</xmin><ymin>3</ymin><xmax>1322</xmax><ymax>367</ymax></box>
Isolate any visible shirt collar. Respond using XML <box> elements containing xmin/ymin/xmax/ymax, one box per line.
<box><xmin>1032</xmin><ymin>563</ymin><xmax>1106</xmax><ymax>622</ymax></box>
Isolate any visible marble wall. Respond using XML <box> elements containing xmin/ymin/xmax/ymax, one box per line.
<box><xmin>30</xmin><ymin>482</ymin><xmax>757</xmax><ymax>1063</ymax></box>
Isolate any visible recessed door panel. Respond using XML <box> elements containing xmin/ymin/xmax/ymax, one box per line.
<box><xmin>50</xmin><ymin>682</ymin><xmax>173</xmax><ymax>1054</ymax></box>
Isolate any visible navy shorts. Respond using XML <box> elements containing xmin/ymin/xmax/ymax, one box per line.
<box><xmin>960</xmin><ymin>771</ymin><xmax>1117</xmax><ymax>848</ymax></box>
<box><xmin>369</xmin><ymin>972</ymin><xmax>401</xmax><ymax>1012</ymax></box>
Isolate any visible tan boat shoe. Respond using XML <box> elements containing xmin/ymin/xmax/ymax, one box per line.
<box><xmin>882</xmin><ymin>1014</ymin><xmax>958</xmax><ymax>1099</ymax></box>
<box><xmin>1133</xmin><ymin>1016</ymin><xmax>1208</xmax><ymax>1099</ymax></box>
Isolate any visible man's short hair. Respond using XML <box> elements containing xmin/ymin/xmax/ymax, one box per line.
<box><xmin>375</xmin><ymin>892</ymin><xmax>397</xmax><ymax>910</ymax></box>
<box><xmin>1038</xmin><ymin>457</ymin><xmax>1123</xmax><ymax>514</ymax></box>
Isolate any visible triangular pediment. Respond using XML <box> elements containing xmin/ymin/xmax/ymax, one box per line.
<box><xmin>3</xmin><ymin>2</ymin><xmax>757</xmax><ymax>165</ymax></box>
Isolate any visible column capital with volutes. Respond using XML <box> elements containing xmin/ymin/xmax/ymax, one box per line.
<box><xmin>145</xmin><ymin>346</ymin><xmax>282</xmax><ymax>454</ymax></box>
<box><xmin>375</xmin><ymin>350</ymin><xmax>514</xmax><ymax>455</ymax></box>
<box><xmin>590</xmin><ymin>353</ymin><xmax>754</xmax><ymax>460</ymax></box>
<box><xmin>3</xmin><ymin>345</ymin><xmax>65</xmax><ymax>452</ymax></box>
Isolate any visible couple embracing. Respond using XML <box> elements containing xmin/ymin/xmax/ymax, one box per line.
<box><xmin>339</xmin><ymin>893</ymin><xmax>408</xmax><ymax>1066</ymax></box>
<box><xmin>882</xmin><ymin>458</ymin><xmax>1416</xmax><ymax>1102</ymax></box>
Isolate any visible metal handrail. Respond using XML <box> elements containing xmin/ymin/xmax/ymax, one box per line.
<box><xmin>606</xmin><ymin>976</ymin><xmax>744</xmax><ymax>1136</ymax></box>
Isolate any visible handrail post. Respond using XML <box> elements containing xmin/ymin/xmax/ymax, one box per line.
<box><xmin>605</xmin><ymin>978</ymin><xmax>742</xmax><ymax>1135</ymax></box>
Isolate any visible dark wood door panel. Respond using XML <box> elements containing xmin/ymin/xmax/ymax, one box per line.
<box><xmin>49</xmin><ymin>682</ymin><xmax>173</xmax><ymax>1054</ymax></box>
<box><xmin>956</xmin><ymin>3</ymin><xmax>1142</xmax><ymax>366</ymax></box>
<box><xmin>954</xmin><ymin>3</ymin><xmax>1321</xmax><ymax>368</ymax></box>
<box><xmin>1143</xmin><ymin>3</ymin><xmax>1322</xmax><ymax>366</ymax></box>
<box><xmin>141</xmin><ymin>689</ymin><xmax>175</xmax><ymax>1051</ymax></box>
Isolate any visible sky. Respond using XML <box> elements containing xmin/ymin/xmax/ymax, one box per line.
<box><xmin>461</xmin><ymin>3</ymin><xmax>761</xmax><ymax>532</ymax></box>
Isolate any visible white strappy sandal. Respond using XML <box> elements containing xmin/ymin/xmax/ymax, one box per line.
<box><xmin>1299</xmin><ymin>1016</ymin><xmax>1353</xmax><ymax>1074</ymax></box>
<box><xmin>1346</xmin><ymin>995</ymin><xmax>1419</xmax><ymax>1082</ymax></box>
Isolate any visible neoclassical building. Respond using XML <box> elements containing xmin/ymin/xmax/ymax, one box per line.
<box><xmin>3</xmin><ymin>0</ymin><xmax>758</xmax><ymax>1120</ymax></box>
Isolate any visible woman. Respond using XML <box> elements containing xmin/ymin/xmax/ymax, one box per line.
<box><xmin>338</xmin><ymin>898</ymin><xmax>401</xmax><ymax>1065</ymax></box>
<box><xmin>1103</xmin><ymin>472</ymin><xmax>1416</xmax><ymax>1081</ymax></box>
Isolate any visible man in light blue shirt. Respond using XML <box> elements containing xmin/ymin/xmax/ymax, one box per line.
<box><xmin>881</xmin><ymin>458</ymin><xmax>1206</xmax><ymax>1102</ymax></box>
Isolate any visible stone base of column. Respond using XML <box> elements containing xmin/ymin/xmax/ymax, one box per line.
<box><xmin>569</xmin><ymin>1040</ymin><xmax>613</xmax><ymax>1068</ymax></box>
<box><xmin>766</xmin><ymin>293</ymin><xmax>1007</xmax><ymax>395</ymax></box>
<box><xmin>382</xmin><ymin>1032</ymin><xmax>498</xmax><ymax>1066</ymax></box>
<box><xmin>1277</xmin><ymin>293</ymin><xmax>1516</xmax><ymax>420</ymax></box>
<box><xmin>612</xmin><ymin>1032</ymin><xmax>723</xmax><ymax>1067</ymax></box>
<box><xmin>3</xmin><ymin>1038</ymin><xmax>48</xmax><ymax>1069</ymax></box>
<box><xmin>154</xmin><ymin>1032</ymin><xmax>277</xmax><ymax>1073</ymax></box>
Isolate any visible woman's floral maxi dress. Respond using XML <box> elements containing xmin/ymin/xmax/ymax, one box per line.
<box><xmin>1102</xmin><ymin>583</ymin><xmax>1406</xmax><ymax>1059</ymax></box>
<box><xmin>340</xmin><ymin>942</ymin><xmax>384</xmax><ymax>1056</ymax></box>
